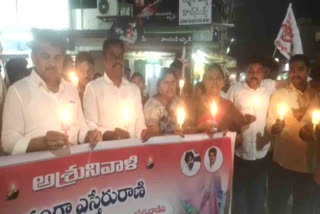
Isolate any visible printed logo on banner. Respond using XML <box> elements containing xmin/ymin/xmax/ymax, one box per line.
<box><xmin>180</xmin><ymin>149</ymin><xmax>201</xmax><ymax>177</ymax></box>
<box><xmin>204</xmin><ymin>146</ymin><xmax>224</xmax><ymax>173</ymax></box>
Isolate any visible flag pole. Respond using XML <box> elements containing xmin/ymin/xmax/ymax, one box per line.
<box><xmin>272</xmin><ymin>48</ymin><xmax>277</xmax><ymax>58</ymax></box>
<box><xmin>182</xmin><ymin>46</ymin><xmax>186</xmax><ymax>79</ymax></box>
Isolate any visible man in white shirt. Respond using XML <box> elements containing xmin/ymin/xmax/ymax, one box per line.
<box><xmin>83</xmin><ymin>39</ymin><xmax>149</xmax><ymax>141</ymax></box>
<box><xmin>1</xmin><ymin>30</ymin><xmax>101</xmax><ymax>155</ymax></box>
<box><xmin>227</xmin><ymin>57</ymin><xmax>276</xmax><ymax>214</ymax></box>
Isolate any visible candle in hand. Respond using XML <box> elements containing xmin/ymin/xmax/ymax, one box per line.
<box><xmin>179</xmin><ymin>79</ymin><xmax>185</xmax><ymax>95</ymax></box>
<box><xmin>253</xmin><ymin>96</ymin><xmax>259</xmax><ymax>116</ymax></box>
<box><xmin>123</xmin><ymin>106</ymin><xmax>130</xmax><ymax>131</ymax></box>
<box><xmin>68</xmin><ymin>71</ymin><xmax>79</xmax><ymax>87</ymax></box>
<box><xmin>60</xmin><ymin>107</ymin><xmax>71</xmax><ymax>136</ymax></box>
<box><xmin>177</xmin><ymin>107</ymin><xmax>186</xmax><ymax>129</ymax></box>
<box><xmin>210</xmin><ymin>101</ymin><xmax>218</xmax><ymax>123</ymax></box>
<box><xmin>312</xmin><ymin>110</ymin><xmax>320</xmax><ymax>130</ymax></box>
<box><xmin>278</xmin><ymin>104</ymin><xmax>287</xmax><ymax>121</ymax></box>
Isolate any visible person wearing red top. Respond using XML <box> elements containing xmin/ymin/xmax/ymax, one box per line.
<box><xmin>195</xmin><ymin>64</ymin><xmax>249</xmax><ymax>146</ymax></box>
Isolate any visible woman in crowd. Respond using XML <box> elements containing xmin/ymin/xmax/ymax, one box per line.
<box><xmin>144</xmin><ymin>69</ymin><xmax>185</xmax><ymax>136</ymax></box>
<box><xmin>179</xmin><ymin>64</ymin><xmax>249</xmax><ymax>214</ymax></box>
<box><xmin>130</xmin><ymin>72</ymin><xmax>149</xmax><ymax>105</ymax></box>
<box><xmin>195</xmin><ymin>64</ymin><xmax>248</xmax><ymax>144</ymax></box>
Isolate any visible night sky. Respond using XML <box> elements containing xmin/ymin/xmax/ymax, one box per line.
<box><xmin>230</xmin><ymin>0</ymin><xmax>320</xmax><ymax>65</ymax></box>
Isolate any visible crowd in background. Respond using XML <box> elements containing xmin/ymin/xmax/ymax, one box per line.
<box><xmin>1</xmin><ymin>29</ymin><xmax>320</xmax><ymax>214</ymax></box>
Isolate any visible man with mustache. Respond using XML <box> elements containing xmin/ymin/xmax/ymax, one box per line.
<box><xmin>1</xmin><ymin>30</ymin><xmax>101</xmax><ymax>155</ymax></box>
<box><xmin>83</xmin><ymin>39</ymin><xmax>149</xmax><ymax>141</ymax></box>
<box><xmin>227</xmin><ymin>57</ymin><xmax>276</xmax><ymax>214</ymax></box>
<box><xmin>267</xmin><ymin>54</ymin><xmax>319</xmax><ymax>214</ymax></box>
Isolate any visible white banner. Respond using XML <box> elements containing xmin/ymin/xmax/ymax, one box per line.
<box><xmin>179</xmin><ymin>0</ymin><xmax>212</xmax><ymax>25</ymax></box>
<box><xmin>274</xmin><ymin>3</ymin><xmax>303</xmax><ymax>59</ymax></box>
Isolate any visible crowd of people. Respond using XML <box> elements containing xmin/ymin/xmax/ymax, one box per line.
<box><xmin>1</xmin><ymin>29</ymin><xmax>320</xmax><ymax>214</ymax></box>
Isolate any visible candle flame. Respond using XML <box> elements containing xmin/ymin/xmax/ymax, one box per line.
<box><xmin>278</xmin><ymin>104</ymin><xmax>287</xmax><ymax>120</ymax></box>
<box><xmin>253</xmin><ymin>96</ymin><xmax>260</xmax><ymax>108</ymax></box>
<box><xmin>210</xmin><ymin>101</ymin><xmax>218</xmax><ymax>118</ymax></box>
<box><xmin>68</xmin><ymin>71</ymin><xmax>79</xmax><ymax>87</ymax></box>
<box><xmin>60</xmin><ymin>108</ymin><xmax>71</xmax><ymax>125</ymax></box>
<box><xmin>179</xmin><ymin>79</ymin><xmax>185</xmax><ymax>89</ymax></box>
<box><xmin>123</xmin><ymin>106</ymin><xmax>130</xmax><ymax>123</ymax></box>
<box><xmin>177</xmin><ymin>107</ymin><xmax>186</xmax><ymax>128</ymax></box>
<box><xmin>312</xmin><ymin>110</ymin><xmax>320</xmax><ymax>125</ymax></box>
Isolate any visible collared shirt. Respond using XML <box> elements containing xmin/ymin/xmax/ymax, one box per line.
<box><xmin>266</xmin><ymin>83</ymin><xmax>320</xmax><ymax>173</ymax></box>
<box><xmin>1</xmin><ymin>70</ymin><xmax>88</xmax><ymax>155</ymax></box>
<box><xmin>227</xmin><ymin>79</ymin><xmax>276</xmax><ymax>160</ymax></box>
<box><xmin>83</xmin><ymin>73</ymin><xmax>146</xmax><ymax>138</ymax></box>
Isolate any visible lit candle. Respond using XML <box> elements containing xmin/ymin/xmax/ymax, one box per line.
<box><xmin>312</xmin><ymin>110</ymin><xmax>320</xmax><ymax>131</ymax></box>
<box><xmin>278</xmin><ymin>104</ymin><xmax>287</xmax><ymax>121</ymax></box>
<box><xmin>123</xmin><ymin>106</ymin><xmax>130</xmax><ymax>131</ymax></box>
<box><xmin>60</xmin><ymin>107</ymin><xmax>71</xmax><ymax>136</ymax></box>
<box><xmin>177</xmin><ymin>107</ymin><xmax>186</xmax><ymax>129</ymax></box>
<box><xmin>68</xmin><ymin>71</ymin><xmax>79</xmax><ymax>87</ymax></box>
<box><xmin>210</xmin><ymin>101</ymin><xmax>218</xmax><ymax>123</ymax></box>
<box><xmin>179</xmin><ymin>79</ymin><xmax>185</xmax><ymax>96</ymax></box>
<box><xmin>253</xmin><ymin>96</ymin><xmax>259</xmax><ymax>117</ymax></box>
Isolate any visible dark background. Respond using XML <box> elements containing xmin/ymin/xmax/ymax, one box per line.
<box><xmin>229</xmin><ymin>0</ymin><xmax>320</xmax><ymax>65</ymax></box>
<box><xmin>69</xmin><ymin>0</ymin><xmax>320</xmax><ymax>64</ymax></box>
